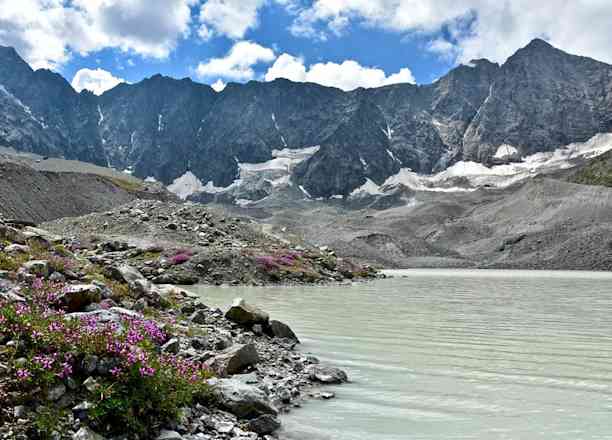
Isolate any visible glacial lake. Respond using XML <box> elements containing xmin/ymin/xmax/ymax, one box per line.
<box><xmin>190</xmin><ymin>269</ymin><xmax>612</xmax><ymax>440</ymax></box>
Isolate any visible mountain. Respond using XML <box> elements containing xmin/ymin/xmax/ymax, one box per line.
<box><xmin>1</xmin><ymin>39</ymin><xmax>612</xmax><ymax>197</ymax></box>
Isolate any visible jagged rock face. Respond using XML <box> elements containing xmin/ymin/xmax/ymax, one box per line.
<box><xmin>98</xmin><ymin>75</ymin><xmax>217</xmax><ymax>183</ymax></box>
<box><xmin>0</xmin><ymin>47</ymin><xmax>104</xmax><ymax>164</ymax></box>
<box><xmin>1</xmin><ymin>40</ymin><xmax>612</xmax><ymax>197</ymax></box>
<box><xmin>463</xmin><ymin>39</ymin><xmax>612</xmax><ymax>161</ymax></box>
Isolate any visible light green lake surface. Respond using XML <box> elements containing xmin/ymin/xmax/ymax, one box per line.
<box><xmin>190</xmin><ymin>269</ymin><xmax>612</xmax><ymax>440</ymax></box>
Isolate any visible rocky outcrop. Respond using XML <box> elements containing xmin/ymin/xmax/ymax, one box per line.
<box><xmin>2</xmin><ymin>40</ymin><xmax>612</xmax><ymax>198</ymax></box>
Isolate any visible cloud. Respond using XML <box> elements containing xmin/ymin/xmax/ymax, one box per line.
<box><xmin>0</xmin><ymin>0</ymin><xmax>195</xmax><ymax>69</ymax></box>
<box><xmin>265</xmin><ymin>53</ymin><xmax>415</xmax><ymax>91</ymax></box>
<box><xmin>71</xmin><ymin>68</ymin><xmax>125</xmax><ymax>95</ymax></box>
<box><xmin>198</xmin><ymin>0</ymin><xmax>266</xmax><ymax>40</ymax></box>
<box><xmin>195</xmin><ymin>41</ymin><xmax>275</xmax><ymax>81</ymax></box>
<box><xmin>285</xmin><ymin>0</ymin><xmax>612</xmax><ymax>65</ymax></box>
<box><xmin>211</xmin><ymin>79</ymin><xmax>226</xmax><ymax>91</ymax></box>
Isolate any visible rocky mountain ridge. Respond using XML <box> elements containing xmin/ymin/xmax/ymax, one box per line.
<box><xmin>1</xmin><ymin>39</ymin><xmax>612</xmax><ymax>197</ymax></box>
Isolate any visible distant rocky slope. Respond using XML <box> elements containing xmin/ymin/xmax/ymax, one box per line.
<box><xmin>225</xmin><ymin>177</ymin><xmax>612</xmax><ymax>271</ymax></box>
<box><xmin>0</xmin><ymin>158</ymin><xmax>175</xmax><ymax>223</ymax></box>
<box><xmin>2</xmin><ymin>40</ymin><xmax>612</xmax><ymax>197</ymax></box>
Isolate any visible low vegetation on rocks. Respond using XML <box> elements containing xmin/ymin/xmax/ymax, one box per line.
<box><xmin>42</xmin><ymin>200</ymin><xmax>378</xmax><ymax>287</ymax></box>
<box><xmin>0</xmin><ymin>215</ymin><xmax>350</xmax><ymax>440</ymax></box>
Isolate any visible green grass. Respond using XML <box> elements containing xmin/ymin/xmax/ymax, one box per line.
<box><xmin>103</xmin><ymin>176</ymin><xmax>145</xmax><ymax>192</ymax></box>
<box><xmin>570</xmin><ymin>151</ymin><xmax>612</xmax><ymax>187</ymax></box>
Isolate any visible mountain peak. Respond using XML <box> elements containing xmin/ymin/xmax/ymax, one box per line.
<box><xmin>524</xmin><ymin>38</ymin><xmax>553</xmax><ymax>50</ymax></box>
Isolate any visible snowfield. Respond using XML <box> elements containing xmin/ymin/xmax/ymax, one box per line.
<box><xmin>167</xmin><ymin>133</ymin><xmax>612</xmax><ymax>202</ymax></box>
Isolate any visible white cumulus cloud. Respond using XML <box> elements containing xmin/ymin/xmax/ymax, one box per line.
<box><xmin>195</xmin><ymin>41</ymin><xmax>275</xmax><ymax>81</ymax></box>
<box><xmin>284</xmin><ymin>0</ymin><xmax>612</xmax><ymax>65</ymax></box>
<box><xmin>265</xmin><ymin>53</ymin><xmax>415</xmax><ymax>91</ymax></box>
<box><xmin>71</xmin><ymin>68</ymin><xmax>125</xmax><ymax>95</ymax></box>
<box><xmin>198</xmin><ymin>0</ymin><xmax>266</xmax><ymax>40</ymax></box>
<box><xmin>0</xmin><ymin>0</ymin><xmax>196</xmax><ymax>69</ymax></box>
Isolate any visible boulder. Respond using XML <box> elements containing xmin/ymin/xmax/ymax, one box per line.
<box><xmin>4</xmin><ymin>244</ymin><xmax>30</xmax><ymax>255</ymax></box>
<box><xmin>58</xmin><ymin>284</ymin><xmax>102</xmax><ymax>312</ymax></box>
<box><xmin>109</xmin><ymin>264</ymin><xmax>146</xmax><ymax>289</ymax></box>
<box><xmin>306</xmin><ymin>365</ymin><xmax>348</xmax><ymax>384</ymax></box>
<box><xmin>0</xmin><ymin>225</ymin><xmax>26</xmax><ymax>244</ymax></box>
<box><xmin>205</xmin><ymin>343</ymin><xmax>259</xmax><ymax>376</ymax></box>
<box><xmin>225</xmin><ymin>298</ymin><xmax>269</xmax><ymax>327</ymax></box>
<box><xmin>267</xmin><ymin>320</ymin><xmax>300</xmax><ymax>343</ymax></box>
<box><xmin>23</xmin><ymin>260</ymin><xmax>49</xmax><ymax>277</ymax></box>
<box><xmin>247</xmin><ymin>414</ymin><xmax>281</xmax><ymax>435</ymax></box>
<box><xmin>161</xmin><ymin>338</ymin><xmax>180</xmax><ymax>354</ymax></box>
<box><xmin>210</xmin><ymin>378</ymin><xmax>277</xmax><ymax>419</ymax></box>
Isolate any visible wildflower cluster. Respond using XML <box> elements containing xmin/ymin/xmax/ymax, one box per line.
<box><xmin>168</xmin><ymin>249</ymin><xmax>193</xmax><ymax>266</ymax></box>
<box><xmin>255</xmin><ymin>251</ymin><xmax>304</xmax><ymax>272</ymax></box>
<box><xmin>0</xmin><ymin>278</ymin><xmax>212</xmax><ymax>436</ymax></box>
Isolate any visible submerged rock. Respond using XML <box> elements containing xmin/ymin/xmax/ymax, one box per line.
<box><xmin>306</xmin><ymin>365</ymin><xmax>348</xmax><ymax>384</ymax></box>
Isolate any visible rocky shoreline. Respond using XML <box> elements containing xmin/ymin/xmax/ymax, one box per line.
<box><xmin>0</xmin><ymin>216</ymin><xmax>351</xmax><ymax>439</ymax></box>
<box><xmin>42</xmin><ymin>200</ymin><xmax>378</xmax><ymax>287</ymax></box>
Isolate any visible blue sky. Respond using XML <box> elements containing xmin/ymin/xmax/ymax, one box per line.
<box><xmin>2</xmin><ymin>1</ymin><xmax>612</xmax><ymax>95</ymax></box>
<box><xmin>64</xmin><ymin>2</ymin><xmax>454</xmax><ymax>92</ymax></box>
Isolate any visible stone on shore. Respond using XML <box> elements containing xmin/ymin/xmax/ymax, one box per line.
<box><xmin>210</xmin><ymin>378</ymin><xmax>278</xmax><ymax>419</ymax></box>
<box><xmin>205</xmin><ymin>343</ymin><xmax>259</xmax><ymax>376</ymax></box>
<box><xmin>247</xmin><ymin>414</ymin><xmax>281</xmax><ymax>435</ymax></box>
<box><xmin>225</xmin><ymin>298</ymin><xmax>269</xmax><ymax>327</ymax></box>
<box><xmin>268</xmin><ymin>320</ymin><xmax>300</xmax><ymax>343</ymax></box>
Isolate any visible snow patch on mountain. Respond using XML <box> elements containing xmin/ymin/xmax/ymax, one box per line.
<box><xmin>494</xmin><ymin>144</ymin><xmax>519</xmax><ymax>159</ymax></box>
<box><xmin>379</xmin><ymin>133</ymin><xmax>612</xmax><ymax>194</ymax></box>
<box><xmin>350</xmin><ymin>178</ymin><xmax>385</xmax><ymax>197</ymax></box>
<box><xmin>168</xmin><ymin>171</ymin><xmax>206</xmax><ymax>200</ymax></box>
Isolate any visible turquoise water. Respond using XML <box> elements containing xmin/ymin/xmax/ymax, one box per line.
<box><xmin>190</xmin><ymin>270</ymin><xmax>612</xmax><ymax>440</ymax></box>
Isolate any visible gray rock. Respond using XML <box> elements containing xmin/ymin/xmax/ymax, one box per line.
<box><xmin>306</xmin><ymin>365</ymin><xmax>348</xmax><ymax>384</ymax></box>
<box><xmin>81</xmin><ymin>355</ymin><xmax>99</xmax><ymax>375</ymax></box>
<box><xmin>83</xmin><ymin>377</ymin><xmax>99</xmax><ymax>393</ymax></box>
<box><xmin>247</xmin><ymin>415</ymin><xmax>281</xmax><ymax>435</ymax></box>
<box><xmin>13</xmin><ymin>405</ymin><xmax>26</xmax><ymax>418</ymax></box>
<box><xmin>46</xmin><ymin>383</ymin><xmax>66</xmax><ymax>401</ymax></box>
<box><xmin>268</xmin><ymin>320</ymin><xmax>300</xmax><ymax>343</ymax></box>
<box><xmin>205</xmin><ymin>343</ymin><xmax>260</xmax><ymax>376</ymax></box>
<box><xmin>73</xmin><ymin>427</ymin><xmax>106</xmax><ymax>440</ymax></box>
<box><xmin>23</xmin><ymin>260</ymin><xmax>49</xmax><ymax>277</ymax></box>
<box><xmin>156</xmin><ymin>430</ymin><xmax>183</xmax><ymax>440</ymax></box>
<box><xmin>190</xmin><ymin>309</ymin><xmax>208</xmax><ymax>324</ymax></box>
<box><xmin>210</xmin><ymin>378</ymin><xmax>277</xmax><ymax>419</ymax></box>
<box><xmin>190</xmin><ymin>337</ymin><xmax>210</xmax><ymax>350</ymax></box>
<box><xmin>58</xmin><ymin>284</ymin><xmax>102</xmax><ymax>312</ymax></box>
<box><xmin>4</xmin><ymin>244</ymin><xmax>30</xmax><ymax>254</ymax></box>
<box><xmin>225</xmin><ymin>298</ymin><xmax>269</xmax><ymax>327</ymax></box>
<box><xmin>162</xmin><ymin>338</ymin><xmax>180</xmax><ymax>354</ymax></box>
